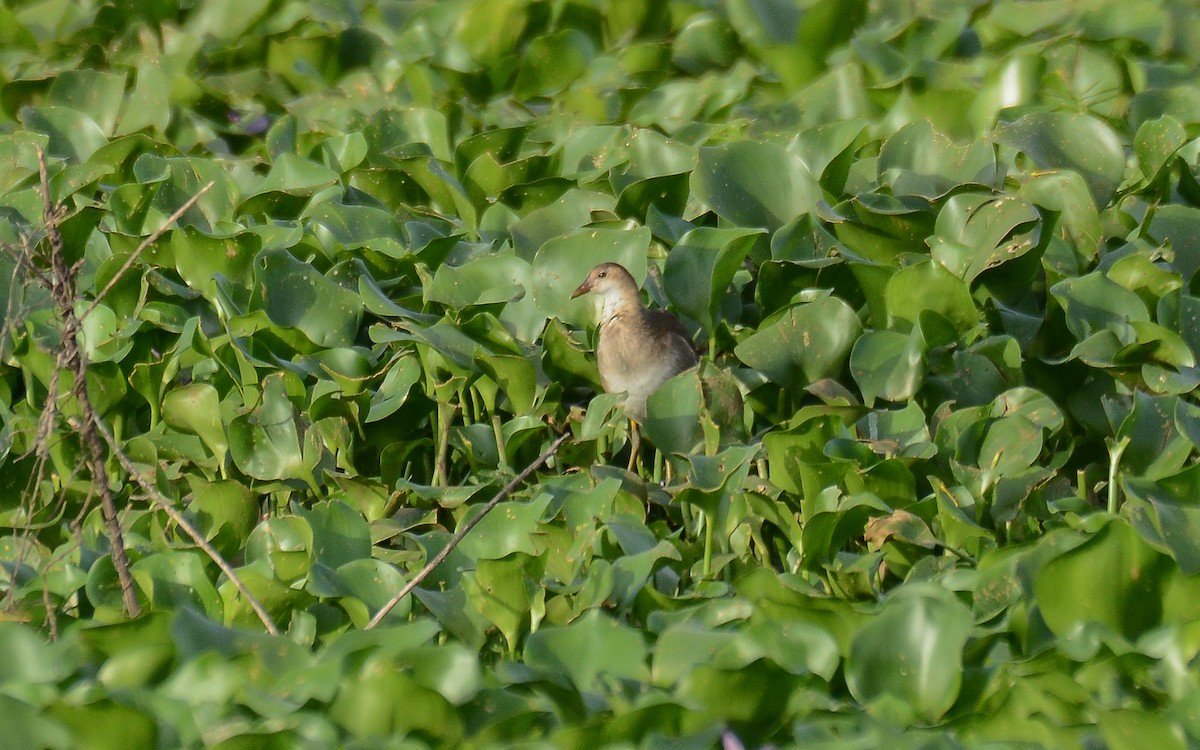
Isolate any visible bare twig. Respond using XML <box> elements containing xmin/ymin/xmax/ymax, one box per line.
<box><xmin>35</xmin><ymin>147</ymin><xmax>142</xmax><ymax>619</ymax></box>
<box><xmin>366</xmin><ymin>430</ymin><xmax>570</xmax><ymax>629</ymax></box>
<box><xmin>80</xmin><ymin>181</ymin><xmax>214</xmax><ymax>322</ymax></box>
<box><xmin>89</xmin><ymin>417</ymin><xmax>281</xmax><ymax>635</ymax></box>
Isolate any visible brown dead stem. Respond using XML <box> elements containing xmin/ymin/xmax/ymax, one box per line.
<box><xmin>20</xmin><ymin>149</ymin><xmax>245</xmax><ymax>628</ymax></box>
<box><xmin>88</xmin><ymin>417</ymin><xmax>280</xmax><ymax>635</ymax></box>
<box><xmin>34</xmin><ymin>147</ymin><xmax>142</xmax><ymax>619</ymax></box>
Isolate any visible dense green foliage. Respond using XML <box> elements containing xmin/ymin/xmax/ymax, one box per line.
<box><xmin>4</xmin><ymin>0</ymin><xmax>1200</xmax><ymax>747</ymax></box>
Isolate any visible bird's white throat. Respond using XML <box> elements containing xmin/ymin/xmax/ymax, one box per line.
<box><xmin>597</xmin><ymin>290</ymin><xmax>625</xmax><ymax>327</ymax></box>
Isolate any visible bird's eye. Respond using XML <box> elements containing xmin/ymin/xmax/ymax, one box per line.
<box><xmin>597</xmin><ymin>271</ymin><xmax>607</xmax><ymax>278</ymax></box>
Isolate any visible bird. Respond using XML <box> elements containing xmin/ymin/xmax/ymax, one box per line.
<box><xmin>570</xmin><ymin>262</ymin><xmax>698</xmax><ymax>467</ymax></box>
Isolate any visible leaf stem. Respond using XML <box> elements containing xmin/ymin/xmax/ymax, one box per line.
<box><xmin>491</xmin><ymin>413</ymin><xmax>510</xmax><ymax>472</ymax></box>
<box><xmin>1107</xmin><ymin>435</ymin><xmax>1130</xmax><ymax>514</ymax></box>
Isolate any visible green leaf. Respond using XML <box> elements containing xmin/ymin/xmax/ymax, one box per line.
<box><xmin>228</xmin><ymin>373</ymin><xmax>312</xmax><ymax>485</ymax></box>
<box><xmin>995</xmin><ymin>112</ymin><xmax>1125</xmax><ymax>206</ymax></box>
<box><xmin>734</xmin><ymin>296</ymin><xmax>862</xmax><ymax>390</ymax></box>
<box><xmin>1134</xmin><ymin>115</ymin><xmax>1187</xmax><ymax>183</ymax></box>
<box><xmin>878</xmin><ymin>120</ymin><xmax>999</xmax><ymax>200</ymax></box>
<box><xmin>455</xmin><ymin>493</ymin><xmax>550</xmax><ymax>561</ymax></box>
<box><xmin>463</xmin><ymin>554</ymin><xmax>542</xmax><ymax>652</ymax></box>
<box><xmin>19</xmin><ymin>106</ymin><xmax>108</xmax><ymax>161</ymax></box>
<box><xmin>513</xmin><ymin>29</ymin><xmax>594</xmax><ymax>98</ymax></box>
<box><xmin>850</xmin><ymin>329</ymin><xmax>924</xmax><ymax>405</ymax></box>
<box><xmin>663</xmin><ymin>226</ymin><xmax>763</xmax><ymax>334</ymax></box>
<box><xmin>251</xmin><ymin>247</ymin><xmax>363</xmax><ymax>348</ymax></box>
<box><xmin>524</xmin><ymin>609</ymin><xmax>649</xmax><ymax>693</ymax></box>
<box><xmin>246</xmin><ymin>516</ymin><xmax>314</xmax><ymax>583</ymax></box>
<box><xmin>163</xmin><ymin>383</ymin><xmax>229</xmax><ymax>465</ymax></box>
<box><xmin>845</xmin><ymin>583</ymin><xmax>973</xmax><ymax>723</ymax></box>
<box><xmin>930</xmin><ymin>193</ymin><xmax>1040</xmax><ymax>282</ymax></box>
<box><xmin>885</xmin><ymin>260</ymin><xmax>978</xmax><ymax>333</ymax></box>
<box><xmin>692</xmin><ymin>141</ymin><xmax>821</xmax><ymax>231</ymax></box>
<box><xmin>1033</xmin><ymin>519</ymin><xmax>1173</xmax><ymax>641</ymax></box>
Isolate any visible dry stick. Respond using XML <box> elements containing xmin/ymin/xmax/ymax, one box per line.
<box><xmin>80</xmin><ymin>181</ymin><xmax>215</xmax><ymax>322</ymax></box>
<box><xmin>366</xmin><ymin>430</ymin><xmax>571</xmax><ymax>630</ymax></box>
<box><xmin>88</xmin><ymin>418</ymin><xmax>280</xmax><ymax>635</ymax></box>
<box><xmin>35</xmin><ymin>148</ymin><xmax>141</xmax><ymax>619</ymax></box>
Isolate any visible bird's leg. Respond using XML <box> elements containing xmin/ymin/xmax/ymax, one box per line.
<box><xmin>626</xmin><ymin>418</ymin><xmax>641</xmax><ymax>473</ymax></box>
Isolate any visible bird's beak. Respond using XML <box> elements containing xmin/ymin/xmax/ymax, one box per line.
<box><xmin>569</xmin><ymin>280</ymin><xmax>590</xmax><ymax>299</ymax></box>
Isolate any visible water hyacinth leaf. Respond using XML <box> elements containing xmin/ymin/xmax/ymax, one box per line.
<box><xmin>19</xmin><ymin>107</ymin><xmax>108</xmax><ymax>162</ymax></box>
<box><xmin>78</xmin><ymin>302</ymin><xmax>132</xmax><ymax>363</ymax></box>
<box><xmin>187</xmin><ymin>480</ymin><xmax>258</xmax><ymax>555</ymax></box>
<box><xmin>329</xmin><ymin>663</ymin><xmax>462</xmax><ymax>742</ymax></box>
<box><xmin>400</xmin><ymin>644</ymin><xmax>483</xmax><ymax>706</ymax></box>
<box><xmin>46</xmin><ymin>69</ymin><xmax>126</xmax><ymax>135</ymax></box>
<box><xmin>228</xmin><ymin>373</ymin><xmax>311</xmax><ymax>485</ymax></box>
<box><xmin>427</xmin><ymin>253</ymin><xmax>530</xmax><ymax>309</ymax></box>
<box><xmin>509</xmin><ymin>189</ymin><xmax>616</xmax><ymax>260</ymax></box>
<box><xmin>336</xmin><ymin>558</ymin><xmax>410</xmax><ymax>627</ymax></box>
<box><xmin>1134</xmin><ymin>115</ymin><xmax>1187</xmax><ymax>183</ymax></box>
<box><xmin>1148</xmin><ymin>205</ymin><xmax>1200</xmax><ymax>286</ymax></box>
<box><xmin>513</xmin><ymin>29</ymin><xmax>595</xmax><ymax>99</ymax></box>
<box><xmin>479</xmin><ymin>353</ymin><xmax>539</xmax><ymax>415</ymax></box>
<box><xmin>1051</xmin><ymin>272</ymin><xmax>1149</xmax><ymax>342</ymax></box>
<box><xmin>162</xmin><ymin>383</ymin><xmax>229</xmax><ymax>464</ymax></box>
<box><xmin>170</xmin><ymin>227</ymin><xmax>258</xmax><ymax>300</ymax></box>
<box><xmin>304</xmin><ymin>347</ymin><xmax>375</xmax><ymax>396</ymax></box>
<box><xmin>1099</xmin><ymin>710</ymin><xmax>1189</xmax><ymax>750</ymax></box>
<box><xmin>246</xmin><ymin>516</ymin><xmax>315</xmax><ymax>583</ymax></box>
<box><xmin>663</xmin><ymin>226</ymin><xmax>763</xmax><ymax>333</ymax></box>
<box><xmin>0</xmin><ymin>694</ymin><xmax>71</xmax><ymax>748</ymax></box>
<box><xmin>367</xmin><ymin>353</ymin><xmax>421</xmax><ymax>422</ymax></box>
<box><xmin>692</xmin><ymin>141</ymin><xmax>821</xmax><ymax>231</ymax></box>
<box><xmin>994</xmin><ymin>112</ymin><xmax>1125</xmax><ymax>206</ymax></box>
<box><xmin>303</xmin><ymin>500</ymin><xmax>372</xmax><ymax>570</ymax></box>
<box><xmin>130</xmin><ymin>153</ymin><xmax>239</xmax><ymax>233</ymax></box>
<box><xmin>609</xmin><ymin>128</ymin><xmax>696</xmax><ymax>194</ymax></box>
<box><xmin>251</xmin><ymin>247</ymin><xmax>363</xmax><ymax>348</ymax></box>
<box><xmin>132</xmin><ymin>550</ymin><xmax>222</xmax><ymax>616</ymax></box>
<box><xmin>248</xmin><ymin>152</ymin><xmax>339</xmax><ymax>197</ymax></box>
<box><xmin>1117</xmin><ymin>392</ymin><xmax>1192</xmax><ymax>480</ymax></box>
<box><xmin>454</xmin><ymin>494</ymin><xmax>550</xmax><ymax>561</ymax></box>
<box><xmin>240</xmin><ymin>152</ymin><xmax>340</xmax><ymax>217</ymax></box>
<box><xmin>463</xmin><ymin>554</ymin><xmax>542</xmax><ymax>652</ymax></box>
<box><xmin>845</xmin><ymin>583</ymin><xmax>973</xmax><ymax>723</ymax></box>
<box><xmin>1125</xmin><ymin>464</ymin><xmax>1200</xmax><ymax>576</ymax></box>
<box><xmin>854</xmin><ymin>401</ymin><xmax>935</xmax><ymax>460</ymax></box>
<box><xmin>878</xmin><ymin>120</ymin><xmax>999</xmax><ymax>200</ymax></box>
<box><xmin>305</xmin><ymin>201</ymin><xmax>407</xmax><ymax>258</ymax></box>
<box><xmin>801</xmin><ymin>491</ymin><xmax>891</xmax><ymax>569</ymax></box>
<box><xmin>1019</xmin><ymin>170</ymin><xmax>1101</xmax><ymax>258</ymax></box>
<box><xmin>671</xmin><ymin>12</ymin><xmax>739</xmax><ymax>73</ymax></box>
<box><xmin>734</xmin><ymin>296</ymin><xmax>861</xmax><ymax>391</ymax></box>
<box><xmin>885</xmin><ymin>260</ymin><xmax>977</xmax><ymax>333</ymax></box>
<box><xmin>1033</xmin><ymin>519</ymin><xmax>1173</xmax><ymax>641</ymax></box>
<box><xmin>850</xmin><ymin>329</ymin><xmax>924</xmax><ymax>405</ymax></box>
<box><xmin>115</xmin><ymin>60</ymin><xmax>170</xmax><ymax>135</ymax></box>
<box><xmin>523</xmin><ymin>609</ymin><xmax>650</xmax><ymax>693</ymax></box>
<box><xmin>930</xmin><ymin>193</ymin><xmax>1040</xmax><ymax>282</ymax></box>
<box><xmin>788</xmin><ymin>119</ymin><xmax>867</xmax><ymax>193</ymax></box>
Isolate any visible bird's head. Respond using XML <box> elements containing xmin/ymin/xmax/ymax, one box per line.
<box><xmin>570</xmin><ymin>262</ymin><xmax>637</xmax><ymax>302</ymax></box>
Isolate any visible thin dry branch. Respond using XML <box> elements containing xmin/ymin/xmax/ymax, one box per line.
<box><xmin>366</xmin><ymin>430</ymin><xmax>571</xmax><ymax>630</ymax></box>
<box><xmin>80</xmin><ymin>180</ymin><xmax>215</xmax><ymax>323</ymax></box>
<box><xmin>35</xmin><ymin>147</ymin><xmax>142</xmax><ymax>619</ymax></box>
<box><xmin>88</xmin><ymin>417</ymin><xmax>281</xmax><ymax>635</ymax></box>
